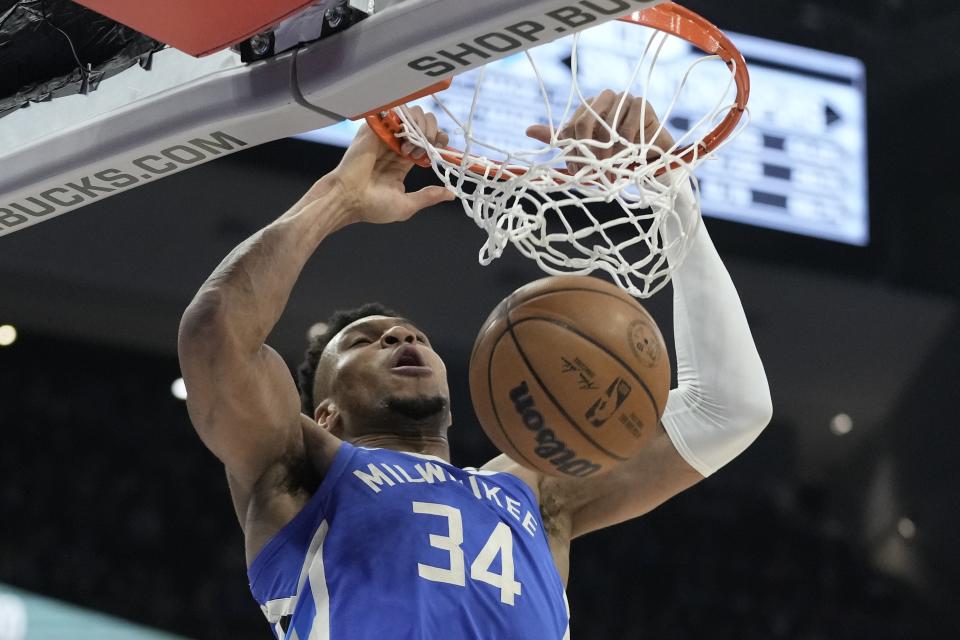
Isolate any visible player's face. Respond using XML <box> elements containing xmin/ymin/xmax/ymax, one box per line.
<box><xmin>323</xmin><ymin>316</ymin><xmax>450</xmax><ymax>418</ymax></box>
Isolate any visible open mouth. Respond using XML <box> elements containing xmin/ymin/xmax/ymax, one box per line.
<box><xmin>391</xmin><ymin>345</ymin><xmax>431</xmax><ymax>374</ymax></box>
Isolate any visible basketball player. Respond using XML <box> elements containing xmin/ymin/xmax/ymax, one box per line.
<box><xmin>178</xmin><ymin>92</ymin><xmax>772</xmax><ymax>638</ymax></box>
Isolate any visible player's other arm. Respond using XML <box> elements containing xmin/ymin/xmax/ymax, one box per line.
<box><xmin>178</xmin><ymin>111</ymin><xmax>453</xmax><ymax>494</ymax></box>
<box><xmin>529</xmin><ymin>92</ymin><xmax>772</xmax><ymax>537</ymax></box>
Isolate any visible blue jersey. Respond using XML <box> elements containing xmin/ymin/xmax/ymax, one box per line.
<box><xmin>248</xmin><ymin>442</ymin><xmax>570</xmax><ymax>639</ymax></box>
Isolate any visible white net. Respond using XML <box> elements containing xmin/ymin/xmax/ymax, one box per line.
<box><xmin>394</xmin><ymin>24</ymin><xmax>747</xmax><ymax>298</ymax></box>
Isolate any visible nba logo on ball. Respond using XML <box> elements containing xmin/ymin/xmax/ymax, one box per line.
<box><xmin>469</xmin><ymin>276</ymin><xmax>670</xmax><ymax>478</ymax></box>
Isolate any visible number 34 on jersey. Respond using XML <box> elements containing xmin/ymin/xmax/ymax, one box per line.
<box><xmin>412</xmin><ymin>500</ymin><xmax>523</xmax><ymax>605</ymax></box>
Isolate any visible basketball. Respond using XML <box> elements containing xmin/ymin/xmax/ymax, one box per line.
<box><xmin>469</xmin><ymin>275</ymin><xmax>671</xmax><ymax>479</ymax></box>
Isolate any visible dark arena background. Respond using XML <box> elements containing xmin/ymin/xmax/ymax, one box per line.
<box><xmin>2</xmin><ymin>0</ymin><xmax>960</xmax><ymax>638</ymax></box>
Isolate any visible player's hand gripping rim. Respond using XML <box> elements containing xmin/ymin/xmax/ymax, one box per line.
<box><xmin>328</xmin><ymin>105</ymin><xmax>453</xmax><ymax>226</ymax></box>
<box><xmin>525</xmin><ymin>90</ymin><xmax>677</xmax><ymax>176</ymax></box>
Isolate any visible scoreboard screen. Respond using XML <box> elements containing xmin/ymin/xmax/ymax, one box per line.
<box><xmin>299</xmin><ymin>25</ymin><xmax>868</xmax><ymax>246</ymax></box>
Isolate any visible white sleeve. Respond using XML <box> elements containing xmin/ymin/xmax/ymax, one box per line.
<box><xmin>658</xmin><ymin>175</ymin><xmax>773</xmax><ymax>477</ymax></box>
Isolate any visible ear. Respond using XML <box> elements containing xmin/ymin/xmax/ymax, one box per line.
<box><xmin>314</xmin><ymin>400</ymin><xmax>341</xmax><ymax>435</ymax></box>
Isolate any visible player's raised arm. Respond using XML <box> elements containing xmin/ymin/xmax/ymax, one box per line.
<box><xmin>528</xmin><ymin>92</ymin><xmax>772</xmax><ymax>538</ymax></box>
<box><xmin>177</xmin><ymin>108</ymin><xmax>453</xmax><ymax>492</ymax></box>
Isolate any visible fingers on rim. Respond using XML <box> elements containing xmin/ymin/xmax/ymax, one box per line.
<box><xmin>568</xmin><ymin>91</ymin><xmax>614</xmax><ymax>162</ymax></box>
<box><xmin>405</xmin><ymin>105</ymin><xmax>429</xmax><ymax>129</ymax></box>
<box><xmin>587</xmin><ymin>90</ymin><xmax>618</xmax><ymax>139</ymax></box>
<box><xmin>575</xmin><ymin>92</ymin><xmax>613</xmax><ymax>144</ymax></box>
<box><xmin>642</xmin><ymin>100</ymin><xmax>662</xmax><ymax>132</ymax></box>
<box><xmin>559</xmin><ymin>103</ymin><xmax>588</xmax><ymax>140</ymax></box>
<box><xmin>424</xmin><ymin>112</ymin><xmax>438</xmax><ymax>141</ymax></box>
<box><xmin>573</xmin><ymin>111</ymin><xmax>594</xmax><ymax>144</ymax></box>
<box><xmin>397</xmin><ymin>105</ymin><xmax>446</xmax><ymax>155</ymax></box>
<box><xmin>602</xmin><ymin>93</ymin><xmax>631</xmax><ymax>159</ymax></box>
<box><xmin>623</xmin><ymin>96</ymin><xmax>647</xmax><ymax>144</ymax></box>
<box><xmin>409</xmin><ymin>112</ymin><xmax>437</xmax><ymax>158</ymax></box>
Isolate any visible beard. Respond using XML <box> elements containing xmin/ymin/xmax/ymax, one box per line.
<box><xmin>385</xmin><ymin>394</ymin><xmax>449</xmax><ymax>422</ymax></box>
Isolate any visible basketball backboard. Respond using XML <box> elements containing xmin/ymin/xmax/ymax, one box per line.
<box><xmin>72</xmin><ymin>0</ymin><xmax>324</xmax><ymax>56</ymax></box>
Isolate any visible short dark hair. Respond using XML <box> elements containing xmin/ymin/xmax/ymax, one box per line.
<box><xmin>296</xmin><ymin>302</ymin><xmax>399</xmax><ymax>415</ymax></box>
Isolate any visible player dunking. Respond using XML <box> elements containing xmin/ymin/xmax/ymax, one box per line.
<box><xmin>178</xmin><ymin>92</ymin><xmax>771</xmax><ymax>638</ymax></box>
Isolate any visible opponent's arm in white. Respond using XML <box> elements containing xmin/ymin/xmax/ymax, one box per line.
<box><xmin>531</xmin><ymin>92</ymin><xmax>772</xmax><ymax>538</ymax></box>
<box><xmin>177</xmin><ymin>109</ymin><xmax>452</xmax><ymax>498</ymax></box>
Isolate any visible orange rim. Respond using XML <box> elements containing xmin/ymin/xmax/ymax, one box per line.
<box><xmin>361</xmin><ymin>1</ymin><xmax>749</xmax><ymax>177</ymax></box>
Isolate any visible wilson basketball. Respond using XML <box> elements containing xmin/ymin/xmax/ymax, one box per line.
<box><xmin>469</xmin><ymin>275</ymin><xmax>670</xmax><ymax>478</ymax></box>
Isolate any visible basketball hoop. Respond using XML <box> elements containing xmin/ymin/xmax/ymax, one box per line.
<box><xmin>363</xmin><ymin>2</ymin><xmax>750</xmax><ymax>299</ymax></box>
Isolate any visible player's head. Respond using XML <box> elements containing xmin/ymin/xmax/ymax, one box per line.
<box><xmin>297</xmin><ymin>303</ymin><xmax>451</xmax><ymax>438</ymax></box>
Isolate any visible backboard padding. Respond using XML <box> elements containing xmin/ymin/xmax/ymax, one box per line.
<box><xmin>73</xmin><ymin>0</ymin><xmax>321</xmax><ymax>56</ymax></box>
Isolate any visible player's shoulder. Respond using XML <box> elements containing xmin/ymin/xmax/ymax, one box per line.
<box><xmin>479</xmin><ymin>454</ymin><xmax>575</xmax><ymax>553</ymax></box>
<box><xmin>480</xmin><ymin>453</ymin><xmax>541</xmax><ymax>502</ymax></box>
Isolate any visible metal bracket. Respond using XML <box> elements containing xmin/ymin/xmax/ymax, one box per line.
<box><xmin>236</xmin><ymin>0</ymin><xmax>374</xmax><ymax>63</ymax></box>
